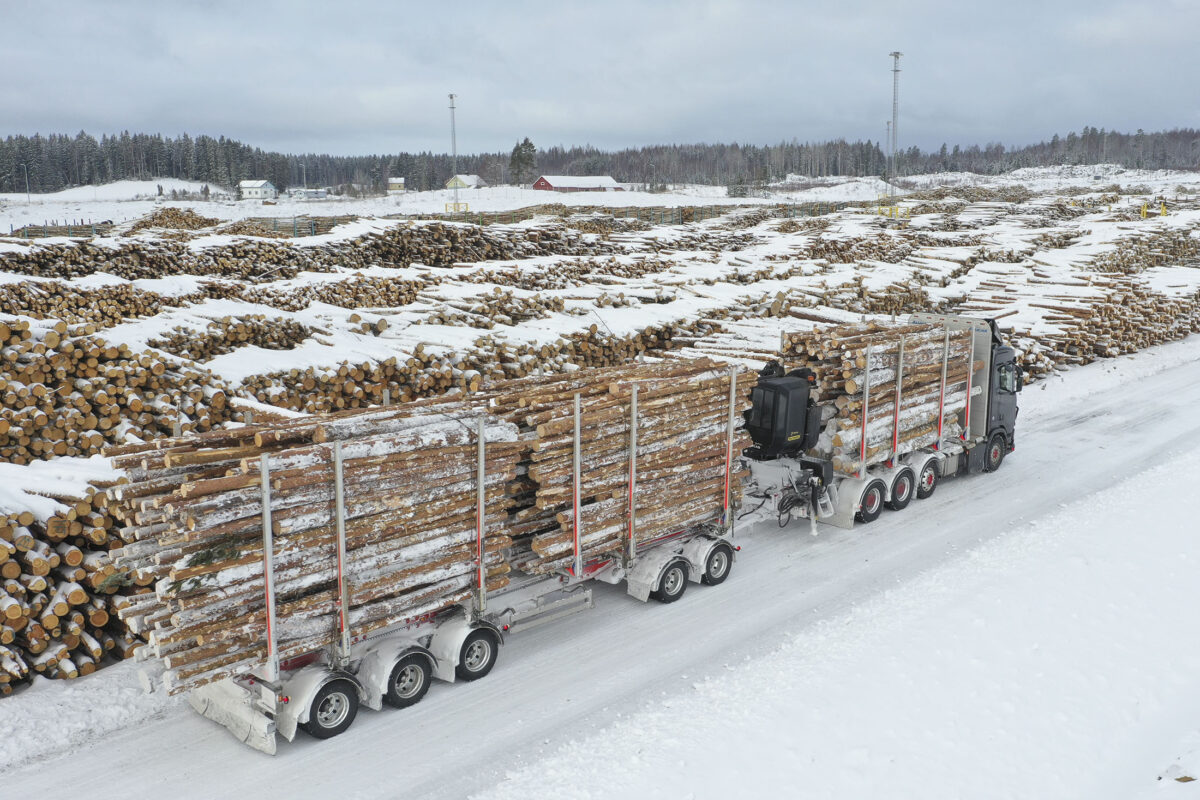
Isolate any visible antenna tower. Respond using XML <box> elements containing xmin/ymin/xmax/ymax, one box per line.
<box><xmin>889</xmin><ymin>51</ymin><xmax>902</xmax><ymax>183</ymax></box>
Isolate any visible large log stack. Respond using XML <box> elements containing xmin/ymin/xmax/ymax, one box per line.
<box><xmin>1</xmin><ymin>317</ymin><xmax>231</xmax><ymax>463</ymax></box>
<box><xmin>106</xmin><ymin>402</ymin><xmax>522</xmax><ymax>695</ymax></box>
<box><xmin>782</xmin><ymin>321</ymin><xmax>974</xmax><ymax>474</ymax></box>
<box><xmin>0</xmin><ymin>461</ymin><xmax>139</xmax><ymax>694</ymax></box>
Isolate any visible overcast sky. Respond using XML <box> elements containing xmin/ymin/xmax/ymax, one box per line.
<box><xmin>5</xmin><ymin>0</ymin><xmax>1198</xmax><ymax>156</ymax></box>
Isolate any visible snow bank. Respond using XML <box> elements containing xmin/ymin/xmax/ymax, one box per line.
<box><xmin>476</xmin><ymin>448</ymin><xmax>1200</xmax><ymax>800</ymax></box>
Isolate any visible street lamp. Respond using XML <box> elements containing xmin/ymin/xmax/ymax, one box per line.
<box><xmin>648</xmin><ymin>163</ymin><xmax>654</xmax><ymax>192</ymax></box>
<box><xmin>20</xmin><ymin>164</ymin><xmax>30</xmax><ymax>204</ymax></box>
<box><xmin>300</xmin><ymin>162</ymin><xmax>307</xmax><ymax>190</ymax></box>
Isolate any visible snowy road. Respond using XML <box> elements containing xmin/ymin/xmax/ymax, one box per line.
<box><xmin>5</xmin><ymin>337</ymin><xmax>1200</xmax><ymax>799</ymax></box>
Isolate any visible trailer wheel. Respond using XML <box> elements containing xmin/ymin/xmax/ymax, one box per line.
<box><xmin>916</xmin><ymin>461</ymin><xmax>938</xmax><ymax>500</ymax></box>
<box><xmin>653</xmin><ymin>561</ymin><xmax>689</xmax><ymax>603</ymax></box>
<box><xmin>855</xmin><ymin>480</ymin><xmax>886</xmax><ymax>524</ymax></box>
<box><xmin>701</xmin><ymin>544</ymin><xmax>734</xmax><ymax>586</ymax></box>
<box><xmin>985</xmin><ymin>433</ymin><xmax>1007</xmax><ymax>472</ymax></box>
<box><xmin>886</xmin><ymin>469</ymin><xmax>915</xmax><ymax>511</ymax></box>
<box><xmin>302</xmin><ymin>679</ymin><xmax>359</xmax><ymax>739</ymax></box>
<box><xmin>456</xmin><ymin>630</ymin><xmax>499</xmax><ymax>681</ymax></box>
<box><xmin>385</xmin><ymin>654</ymin><xmax>432</xmax><ymax>709</ymax></box>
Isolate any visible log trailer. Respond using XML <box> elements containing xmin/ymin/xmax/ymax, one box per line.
<box><xmin>178</xmin><ymin>313</ymin><xmax>1019</xmax><ymax>753</ymax></box>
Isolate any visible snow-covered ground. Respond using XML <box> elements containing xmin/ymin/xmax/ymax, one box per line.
<box><xmin>5</xmin><ymin>165</ymin><xmax>1197</xmax><ymax>234</ymax></box>
<box><xmin>4</xmin><ymin>334</ymin><xmax>1200</xmax><ymax>798</ymax></box>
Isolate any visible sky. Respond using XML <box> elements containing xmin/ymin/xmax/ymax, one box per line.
<box><xmin>4</xmin><ymin>0</ymin><xmax>1198</xmax><ymax>157</ymax></box>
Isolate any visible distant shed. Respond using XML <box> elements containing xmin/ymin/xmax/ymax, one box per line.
<box><xmin>532</xmin><ymin>175</ymin><xmax>622</xmax><ymax>192</ymax></box>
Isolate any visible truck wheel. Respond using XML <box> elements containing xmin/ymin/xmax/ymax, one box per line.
<box><xmin>385</xmin><ymin>654</ymin><xmax>432</xmax><ymax>709</ymax></box>
<box><xmin>855</xmin><ymin>480</ymin><xmax>886</xmax><ymax>524</ymax></box>
<box><xmin>916</xmin><ymin>461</ymin><xmax>938</xmax><ymax>499</ymax></box>
<box><xmin>456</xmin><ymin>630</ymin><xmax>499</xmax><ymax>681</ymax></box>
<box><xmin>886</xmin><ymin>469</ymin><xmax>915</xmax><ymax>511</ymax></box>
<box><xmin>303</xmin><ymin>679</ymin><xmax>359</xmax><ymax>739</ymax></box>
<box><xmin>653</xmin><ymin>561</ymin><xmax>689</xmax><ymax>603</ymax></box>
<box><xmin>701</xmin><ymin>544</ymin><xmax>734</xmax><ymax>586</ymax></box>
<box><xmin>985</xmin><ymin>433</ymin><xmax>1007</xmax><ymax>472</ymax></box>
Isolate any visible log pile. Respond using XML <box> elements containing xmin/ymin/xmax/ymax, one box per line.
<box><xmin>0</xmin><ymin>281</ymin><xmax>190</xmax><ymax>328</ymax></box>
<box><xmin>127</xmin><ymin>208</ymin><xmax>220</xmax><ymax>234</ymax></box>
<box><xmin>782</xmin><ymin>321</ymin><xmax>974</xmax><ymax>474</ymax></box>
<box><xmin>147</xmin><ymin>315</ymin><xmax>318</xmax><ymax>362</ymax></box>
<box><xmin>472</xmin><ymin>360</ymin><xmax>753</xmax><ymax>574</ymax></box>
<box><xmin>240</xmin><ymin>274</ymin><xmax>425</xmax><ymax>313</ymax></box>
<box><xmin>0</xmin><ymin>462</ymin><xmax>141</xmax><ymax>694</ymax></box>
<box><xmin>1</xmin><ymin>318</ymin><xmax>231</xmax><ymax>463</ymax></box>
<box><xmin>106</xmin><ymin>403</ymin><xmax>523</xmax><ymax>695</ymax></box>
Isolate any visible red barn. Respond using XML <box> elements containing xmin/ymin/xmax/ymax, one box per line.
<box><xmin>532</xmin><ymin>175</ymin><xmax>623</xmax><ymax>192</ymax></box>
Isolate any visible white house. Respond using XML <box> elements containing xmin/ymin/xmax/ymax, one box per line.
<box><xmin>239</xmin><ymin>179</ymin><xmax>278</xmax><ymax>200</ymax></box>
<box><xmin>387</xmin><ymin>177</ymin><xmax>406</xmax><ymax>195</ymax></box>
<box><xmin>446</xmin><ymin>174</ymin><xmax>487</xmax><ymax>190</ymax></box>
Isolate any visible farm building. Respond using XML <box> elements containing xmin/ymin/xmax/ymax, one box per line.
<box><xmin>446</xmin><ymin>174</ymin><xmax>486</xmax><ymax>190</ymax></box>
<box><xmin>387</xmin><ymin>177</ymin><xmax>406</xmax><ymax>194</ymax></box>
<box><xmin>238</xmin><ymin>179</ymin><xmax>277</xmax><ymax>200</ymax></box>
<box><xmin>532</xmin><ymin>175</ymin><xmax>623</xmax><ymax>192</ymax></box>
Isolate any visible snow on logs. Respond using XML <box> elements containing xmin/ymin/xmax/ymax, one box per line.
<box><xmin>0</xmin><ymin>317</ymin><xmax>232</xmax><ymax>463</ymax></box>
<box><xmin>782</xmin><ymin>321</ymin><xmax>974</xmax><ymax>474</ymax></box>
<box><xmin>108</xmin><ymin>402</ymin><xmax>523</xmax><ymax>695</ymax></box>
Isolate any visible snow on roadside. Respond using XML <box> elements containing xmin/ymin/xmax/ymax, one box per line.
<box><xmin>0</xmin><ymin>661</ymin><xmax>182</xmax><ymax>773</ymax></box>
<box><xmin>475</xmin><ymin>429</ymin><xmax>1200</xmax><ymax>799</ymax></box>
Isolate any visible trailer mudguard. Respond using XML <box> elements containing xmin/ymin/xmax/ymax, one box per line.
<box><xmin>428</xmin><ymin>616</ymin><xmax>504</xmax><ymax>683</ymax></box>
<box><xmin>625</xmin><ymin>548</ymin><xmax>688</xmax><ymax>602</ymax></box>
<box><xmin>679</xmin><ymin>535</ymin><xmax>735</xmax><ymax>584</ymax></box>
<box><xmin>277</xmin><ymin>665</ymin><xmax>363</xmax><ymax>741</ymax></box>
<box><xmin>357</xmin><ymin>639</ymin><xmax>437</xmax><ymax>711</ymax></box>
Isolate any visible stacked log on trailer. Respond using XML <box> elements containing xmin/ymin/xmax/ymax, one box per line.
<box><xmin>1</xmin><ymin>317</ymin><xmax>231</xmax><ymax>463</ymax></box>
<box><xmin>782</xmin><ymin>321</ymin><xmax>976</xmax><ymax>474</ymax></box>
<box><xmin>0</xmin><ymin>462</ymin><xmax>141</xmax><ymax>694</ymax></box>
<box><xmin>106</xmin><ymin>402</ymin><xmax>523</xmax><ymax>695</ymax></box>
<box><xmin>475</xmin><ymin>359</ymin><xmax>754</xmax><ymax>574</ymax></box>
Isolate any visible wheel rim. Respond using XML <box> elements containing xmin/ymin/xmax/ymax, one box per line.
<box><xmin>316</xmin><ymin>691</ymin><xmax>350</xmax><ymax>729</ymax></box>
<box><xmin>894</xmin><ymin>475</ymin><xmax>911</xmax><ymax>501</ymax></box>
<box><xmin>464</xmin><ymin>639</ymin><xmax>491</xmax><ymax>672</ymax></box>
<box><xmin>864</xmin><ymin>487</ymin><xmax>881</xmax><ymax>514</ymax></box>
<box><xmin>708</xmin><ymin>550</ymin><xmax>729</xmax><ymax>579</ymax></box>
<box><xmin>663</xmin><ymin>566</ymin><xmax>684</xmax><ymax>595</ymax></box>
<box><xmin>990</xmin><ymin>443</ymin><xmax>1002</xmax><ymax>464</ymax></box>
<box><xmin>921</xmin><ymin>468</ymin><xmax>935</xmax><ymax>491</ymax></box>
<box><xmin>394</xmin><ymin>664</ymin><xmax>424</xmax><ymax>698</ymax></box>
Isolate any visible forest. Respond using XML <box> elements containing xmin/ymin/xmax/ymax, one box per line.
<box><xmin>0</xmin><ymin>127</ymin><xmax>1195</xmax><ymax>195</ymax></box>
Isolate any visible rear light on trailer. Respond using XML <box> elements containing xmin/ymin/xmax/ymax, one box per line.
<box><xmin>279</xmin><ymin>696</ymin><xmax>290</xmax><ymax>704</ymax></box>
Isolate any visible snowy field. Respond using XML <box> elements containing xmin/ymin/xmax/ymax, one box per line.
<box><xmin>3</xmin><ymin>334</ymin><xmax>1200</xmax><ymax>798</ymax></box>
<box><xmin>4</xmin><ymin>164</ymin><xmax>1199</xmax><ymax>234</ymax></box>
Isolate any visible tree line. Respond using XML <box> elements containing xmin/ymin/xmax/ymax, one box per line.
<box><xmin>0</xmin><ymin>128</ymin><xmax>1196</xmax><ymax>195</ymax></box>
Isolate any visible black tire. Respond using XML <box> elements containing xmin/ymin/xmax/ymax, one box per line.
<box><xmin>302</xmin><ymin>679</ymin><xmax>359</xmax><ymax>740</ymax></box>
<box><xmin>455</xmin><ymin>630</ymin><xmax>499</xmax><ymax>681</ymax></box>
<box><xmin>886</xmin><ymin>469</ymin><xmax>915</xmax><ymax>511</ymax></box>
<box><xmin>855</xmin><ymin>480</ymin><xmax>886</xmax><ymax>524</ymax></box>
<box><xmin>985</xmin><ymin>432</ymin><xmax>1007</xmax><ymax>473</ymax></box>
<box><xmin>384</xmin><ymin>654</ymin><xmax>432</xmax><ymax>709</ymax></box>
<box><xmin>916</xmin><ymin>460</ymin><xmax>938</xmax><ymax>500</ymax></box>
<box><xmin>701</xmin><ymin>545</ymin><xmax>734</xmax><ymax>586</ymax></box>
<box><xmin>652</xmin><ymin>561</ymin><xmax>689</xmax><ymax>603</ymax></box>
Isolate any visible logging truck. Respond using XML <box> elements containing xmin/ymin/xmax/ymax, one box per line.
<box><xmin>182</xmin><ymin>313</ymin><xmax>1019</xmax><ymax>754</ymax></box>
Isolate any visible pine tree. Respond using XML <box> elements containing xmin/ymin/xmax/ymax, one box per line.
<box><xmin>509</xmin><ymin>137</ymin><xmax>537</xmax><ymax>185</ymax></box>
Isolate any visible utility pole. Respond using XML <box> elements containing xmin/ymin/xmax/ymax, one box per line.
<box><xmin>448</xmin><ymin>93</ymin><xmax>459</xmax><ymax>209</ymax></box>
<box><xmin>300</xmin><ymin>162</ymin><xmax>306</xmax><ymax>190</ymax></box>
<box><xmin>889</xmin><ymin>51</ymin><xmax>902</xmax><ymax>183</ymax></box>
<box><xmin>21</xmin><ymin>163</ymin><xmax>30</xmax><ymax>204</ymax></box>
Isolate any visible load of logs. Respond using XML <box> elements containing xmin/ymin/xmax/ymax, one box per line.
<box><xmin>147</xmin><ymin>315</ymin><xmax>318</xmax><ymax>362</ymax></box>
<box><xmin>782</xmin><ymin>321</ymin><xmax>975</xmax><ymax>474</ymax></box>
<box><xmin>107</xmin><ymin>401</ymin><xmax>523</xmax><ymax>695</ymax></box>
<box><xmin>1</xmin><ymin>317</ymin><xmax>231</xmax><ymax>463</ymax></box>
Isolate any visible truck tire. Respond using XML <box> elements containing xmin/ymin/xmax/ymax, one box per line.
<box><xmin>916</xmin><ymin>461</ymin><xmax>938</xmax><ymax>500</ymax></box>
<box><xmin>985</xmin><ymin>433</ymin><xmax>1007</xmax><ymax>472</ymax></box>
<box><xmin>653</xmin><ymin>561</ymin><xmax>689</xmax><ymax>603</ymax></box>
<box><xmin>886</xmin><ymin>469</ymin><xmax>915</xmax><ymax>511</ymax></box>
<box><xmin>302</xmin><ymin>679</ymin><xmax>359</xmax><ymax>739</ymax></box>
<box><xmin>701</xmin><ymin>544</ymin><xmax>734</xmax><ymax>586</ymax></box>
<box><xmin>855</xmin><ymin>480</ymin><xmax>886</xmax><ymax>524</ymax></box>
<box><xmin>385</xmin><ymin>654</ymin><xmax>432</xmax><ymax>709</ymax></box>
<box><xmin>456</xmin><ymin>630</ymin><xmax>499</xmax><ymax>681</ymax></box>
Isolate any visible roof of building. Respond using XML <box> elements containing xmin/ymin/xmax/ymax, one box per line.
<box><xmin>536</xmin><ymin>175</ymin><xmax>620</xmax><ymax>189</ymax></box>
<box><xmin>239</xmin><ymin>179</ymin><xmax>274</xmax><ymax>188</ymax></box>
<box><xmin>387</xmin><ymin>177</ymin><xmax>406</xmax><ymax>184</ymax></box>
<box><xmin>449</xmin><ymin>174</ymin><xmax>486</xmax><ymax>187</ymax></box>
